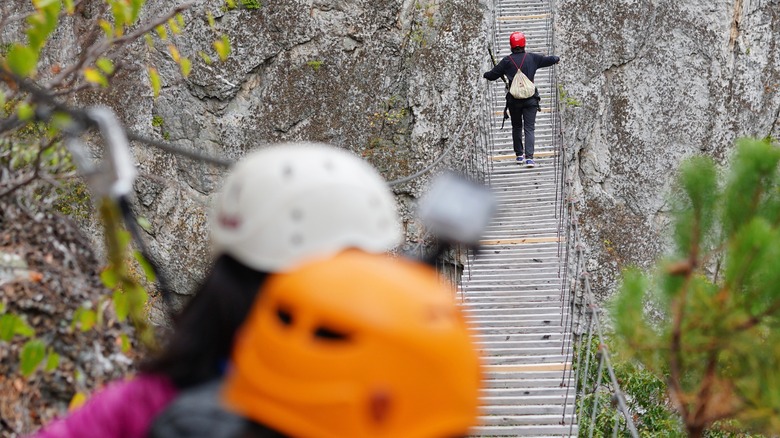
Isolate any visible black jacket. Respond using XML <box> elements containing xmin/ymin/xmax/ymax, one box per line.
<box><xmin>483</xmin><ymin>50</ymin><xmax>560</xmax><ymax>102</ymax></box>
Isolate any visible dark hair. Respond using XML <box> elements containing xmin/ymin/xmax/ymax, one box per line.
<box><xmin>511</xmin><ymin>46</ymin><xmax>525</xmax><ymax>53</ymax></box>
<box><xmin>142</xmin><ymin>254</ymin><xmax>269</xmax><ymax>389</ymax></box>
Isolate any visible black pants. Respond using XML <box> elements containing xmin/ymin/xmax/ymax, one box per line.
<box><xmin>508</xmin><ymin>98</ymin><xmax>539</xmax><ymax>159</ymax></box>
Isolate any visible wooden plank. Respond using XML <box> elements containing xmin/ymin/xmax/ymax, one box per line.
<box><xmin>491</xmin><ymin>151</ymin><xmax>555</xmax><ymax>161</ymax></box>
<box><xmin>480</xmin><ymin>236</ymin><xmax>560</xmax><ymax>245</ymax></box>
<box><xmin>498</xmin><ymin>13</ymin><xmax>551</xmax><ymax>20</ymax></box>
<box><xmin>485</xmin><ymin>363</ymin><xmax>570</xmax><ymax>372</ymax></box>
<box><xmin>493</xmin><ymin>108</ymin><xmax>553</xmax><ymax>115</ymax></box>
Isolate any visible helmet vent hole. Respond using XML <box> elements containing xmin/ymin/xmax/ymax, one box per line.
<box><xmin>282</xmin><ymin>164</ymin><xmax>294</xmax><ymax>179</ymax></box>
<box><xmin>276</xmin><ymin>308</ymin><xmax>293</xmax><ymax>326</ymax></box>
<box><xmin>314</xmin><ymin>326</ymin><xmax>351</xmax><ymax>341</ymax></box>
<box><xmin>323</xmin><ymin>160</ymin><xmax>334</xmax><ymax>171</ymax></box>
<box><xmin>291</xmin><ymin>234</ymin><xmax>303</xmax><ymax>245</ymax></box>
<box><xmin>290</xmin><ymin>209</ymin><xmax>303</xmax><ymax>221</ymax></box>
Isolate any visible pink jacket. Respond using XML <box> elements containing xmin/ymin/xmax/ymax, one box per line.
<box><xmin>30</xmin><ymin>373</ymin><xmax>178</xmax><ymax>438</ymax></box>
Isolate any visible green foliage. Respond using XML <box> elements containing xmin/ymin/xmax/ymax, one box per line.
<box><xmin>52</xmin><ymin>181</ymin><xmax>92</xmax><ymax>219</ymax></box>
<box><xmin>241</xmin><ymin>0</ymin><xmax>261</xmax><ymax>9</ymax></box>
<box><xmin>613</xmin><ymin>138</ymin><xmax>780</xmax><ymax>437</ymax></box>
<box><xmin>151</xmin><ymin>115</ymin><xmax>164</xmax><ymax>127</ymax></box>
<box><xmin>0</xmin><ymin>313</ymin><xmax>36</xmax><ymax>341</ymax></box>
<box><xmin>306</xmin><ymin>60</ymin><xmax>323</xmax><ymax>72</ymax></box>
<box><xmin>558</xmin><ymin>85</ymin><xmax>581</xmax><ymax>107</ymax></box>
<box><xmin>405</xmin><ymin>1</ymin><xmax>437</xmax><ymax>47</ymax></box>
<box><xmin>213</xmin><ymin>35</ymin><xmax>231</xmax><ymax>61</ymax></box>
<box><xmin>19</xmin><ymin>339</ymin><xmax>47</xmax><ymax>376</ymax></box>
<box><xmin>98</xmin><ymin>200</ymin><xmax>156</xmax><ymax>347</ymax></box>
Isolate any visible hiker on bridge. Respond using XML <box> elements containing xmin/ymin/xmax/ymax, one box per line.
<box><xmin>484</xmin><ymin>31</ymin><xmax>560</xmax><ymax>168</ymax></box>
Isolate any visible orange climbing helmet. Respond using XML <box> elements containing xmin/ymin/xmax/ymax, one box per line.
<box><xmin>509</xmin><ymin>31</ymin><xmax>526</xmax><ymax>49</ymax></box>
<box><xmin>222</xmin><ymin>250</ymin><xmax>483</xmax><ymax>438</ymax></box>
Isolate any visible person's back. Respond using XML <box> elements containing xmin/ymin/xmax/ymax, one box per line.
<box><xmin>483</xmin><ymin>31</ymin><xmax>560</xmax><ymax>168</ymax></box>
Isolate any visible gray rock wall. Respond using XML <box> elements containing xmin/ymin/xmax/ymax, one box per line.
<box><xmin>556</xmin><ymin>0</ymin><xmax>780</xmax><ymax>298</ymax></box>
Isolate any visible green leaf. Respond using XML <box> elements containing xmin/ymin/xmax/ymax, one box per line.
<box><xmin>144</xmin><ymin>33</ymin><xmax>155</xmax><ymax>49</ymax></box>
<box><xmin>0</xmin><ymin>314</ymin><xmax>17</xmax><ymax>341</ymax></box>
<box><xmin>198</xmin><ymin>51</ymin><xmax>213</xmax><ymax>65</ymax></box>
<box><xmin>100</xmin><ymin>267</ymin><xmax>118</xmax><ymax>289</ymax></box>
<box><xmin>0</xmin><ymin>302</ymin><xmax>5</xmax><ymax>314</ymax></box>
<box><xmin>206</xmin><ymin>12</ymin><xmax>216</xmax><ymax>28</ymax></box>
<box><xmin>98</xmin><ymin>19</ymin><xmax>114</xmax><ymax>39</ymax></box>
<box><xmin>129</xmin><ymin>0</ymin><xmax>144</xmax><ymax>23</ymax></box>
<box><xmin>69</xmin><ymin>392</ymin><xmax>87</xmax><ymax>410</ymax></box>
<box><xmin>113</xmin><ymin>290</ymin><xmax>129</xmax><ymax>322</ymax></box>
<box><xmin>0</xmin><ymin>89</ymin><xmax>6</xmax><ymax>110</ymax></box>
<box><xmin>96</xmin><ymin>57</ymin><xmax>115</xmax><ymax>75</ymax></box>
<box><xmin>77</xmin><ymin>308</ymin><xmax>96</xmax><ymax>332</ymax></box>
<box><xmin>19</xmin><ymin>339</ymin><xmax>46</xmax><ymax>376</ymax></box>
<box><xmin>155</xmin><ymin>24</ymin><xmax>168</xmax><ymax>40</ymax></box>
<box><xmin>14</xmin><ymin>316</ymin><xmax>35</xmax><ymax>337</ymax></box>
<box><xmin>213</xmin><ymin>35</ymin><xmax>231</xmax><ymax>61</ymax></box>
<box><xmin>44</xmin><ymin>351</ymin><xmax>60</xmax><ymax>372</ymax></box>
<box><xmin>133</xmin><ymin>251</ymin><xmax>156</xmax><ymax>282</ymax></box>
<box><xmin>117</xmin><ymin>229</ymin><xmax>131</xmax><ymax>251</ymax></box>
<box><xmin>176</xmin><ymin>13</ymin><xmax>185</xmax><ymax>28</ymax></box>
<box><xmin>32</xmin><ymin>0</ymin><xmax>59</xmax><ymax>8</ymax></box>
<box><xmin>84</xmin><ymin>68</ymin><xmax>108</xmax><ymax>87</ymax></box>
<box><xmin>168</xmin><ymin>17</ymin><xmax>181</xmax><ymax>34</ymax></box>
<box><xmin>136</xmin><ymin>216</ymin><xmax>152</xmax><ymax>232</ymax></box>
<box><xmin>7</xmin><ymin>44</ymin><xmax>39</xmax><ymax>77</ymax></box>
<box><xmin>0</xmin><ymin>314</ymin><xmax>35</xmax><ymax>341</ymax></box>
<box><xmin>168</xmin><ymin>44</ymin><xmax>181</xmax><ymax>62</ymax></box>
<box><xmin>64</xmin><ymin>0</ymin><xmax>74</xmax><ymax>14</ymax></box>
<box><xmin>50</xmin><ymin>112</ymin><xmax>74</xmax><ymax>131</ymax></box>
<box><xmin>179</xmin><ymin>57</ymin><xmax>192</xmax><ymax>77</ymax></box>
<box><xmin>722</xmin><ymin>138</ymin><xmax>780</xmax><ymax>236</ymax></box>
<box><xmin>673</xmin><ymin>155</ymin><xmax>718</xmax><ymax>257</ymax></box>
<box><xmin>16</xmin><ymin>102</ymin><xmax>35</xmax><ymax>121</ymax></box>
<box><xmin>27</xmin><ymin>0</ymin><xmax>61</xmax><ymax>50</ymax></box>
<box><xmin>148</xmin><ymin>67</ymin><xmax>161</xmax><ymax>98</ymax></box>
<box><xmin>119</xmin><ymin>333</ymin><xmax>131</xmax><ymax>352</ymax></box>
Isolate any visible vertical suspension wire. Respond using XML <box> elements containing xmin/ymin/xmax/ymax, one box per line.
<box><xmin>612</xmin><ymin>411</ymin><xmax>620</xmax><ymax>438</ymax></box>
<box><xmin>584</xmin><ymin>274</ymin><xmax>640</xmax><ymax>438</ymax></box>
<box><xmin>588</xmin><ymin>348</ymin><xmax>606</xmax><ymax>438</ymax></box>
<box><xmin>577</xmin><ymin>300</ymin><xmax>596</xmax><ymax>424</ymax></box>
<box><xmin>562</xmin><ymin>218</ymin><xmax>583</xmax><ymax>361</ymax></box>
<box><xmin>568</xmin><ymin>273</ymin><xmax>588</xmax><ymax>434</ymax></box>
<box><xmin>561</xmin><ymin>199</ymin><xmax>578</xmax><ymax>323</ymax></box>
<box><xmin>560</xmin><ymin>218</ymin><xmax>584</xmax><ymax>427</ymax></box>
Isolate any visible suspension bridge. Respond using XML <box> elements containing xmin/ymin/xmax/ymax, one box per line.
<box><xmin>456</xmin><ymin>0</ymin><xmax>578</xmax><ymax>436</ymax></box>
<box><xmin>453</xmin><ymin>0</ymin><xmax>642</xmax><ymax>436</ymax></box>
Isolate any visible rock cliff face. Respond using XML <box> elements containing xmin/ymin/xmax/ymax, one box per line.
<box><xmin>556</xmin><ymin>0</ymin><xmax>780</xmax><ymax>297</ymax></box>
<box><xmin>138</xmin><ymin>0</ymin><xmax>487</xmax><ymax>300</ymax></box>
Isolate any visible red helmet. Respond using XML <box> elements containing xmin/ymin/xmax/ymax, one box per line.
<box><xmin>509</xmin><ymin>32</ymin><xmax>526</xmax><ymax>49</ymax></box>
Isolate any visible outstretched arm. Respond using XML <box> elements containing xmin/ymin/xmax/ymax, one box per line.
<box><xmin>483</xmin><ymin>58</ymin><xmax>508</xmax><ymax>81</ymax></box>
<box><xmin>538</xmin><ymin>55</ymin><xmax>560</xmax><ymax>68</ymax></box>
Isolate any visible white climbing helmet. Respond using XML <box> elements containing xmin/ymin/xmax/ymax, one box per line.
<box><xmin>209</xmin><ymin>142</ymin><xmax>402</xmax><ymax>272</ymax></box>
